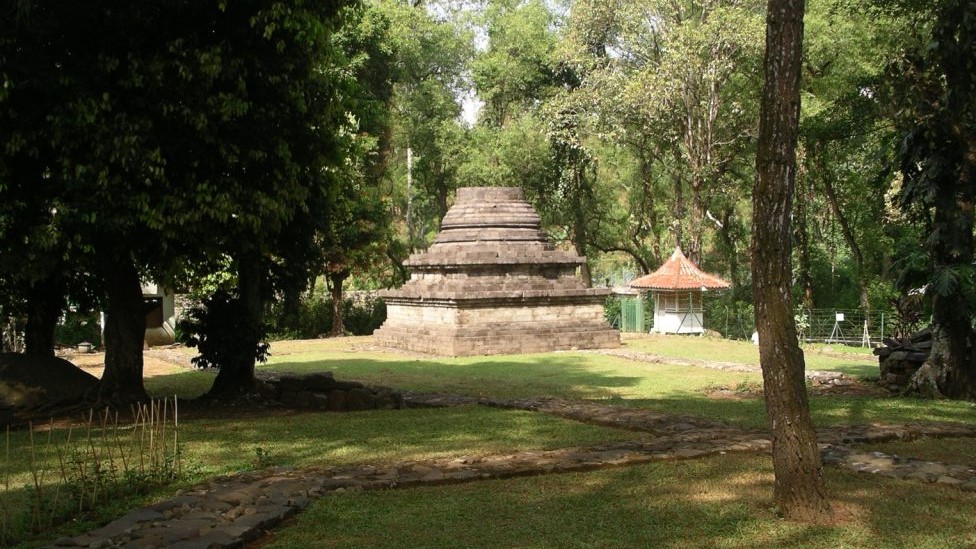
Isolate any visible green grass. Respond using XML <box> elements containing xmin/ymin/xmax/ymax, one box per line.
<box><xmin>19</xmin><ymin>335</ymin><xmax>975</xmax><ymax>547</ymax></box>
<box><xmin>175</xmin><ymin>406</ymin><xmax>641</xmax><ymax>475</ymax></box>
<box><xmin>262</xmin><ymin>452</ymin><xmax>976</xmax><ymax>549</ymax></box>
<box><xmin>622</xmin><ymin>333</ymin><xmax>879</xmax><ymax>377</ymax></box>
<box><xmin>1</xmin><ymin>405</ymin><xmax>638</xmax><ymax>548</ymax></box>
<box><xmin>144</xmin><ymin>369</ymin><xmax>215</xmax><ymax>398</ymax></box>
<box><xmin>0</xmin><ymin>407</ymin><xmax>637</xmax><ymax>499</ymax></box>
<box><xmin>143</xmin><ymin>336</ymin><xmax>976</xmax><ymax>430</ymax></box>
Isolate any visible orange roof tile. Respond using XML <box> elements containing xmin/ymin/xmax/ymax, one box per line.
<box><xmin>629</xmin><ymin>247</ymin><xmax>731</xmax><ymax>291</ymax></box>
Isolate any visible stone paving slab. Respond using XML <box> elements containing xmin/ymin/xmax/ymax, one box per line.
<box><xmin>50</xmin><ymin>394</ymin><xmax>976</xmax><ymax>549</ymax></box>
<box><xmin>822</xmin><ymin>444</ymin><xmax>976</xmax><ymax>490</ymax></box>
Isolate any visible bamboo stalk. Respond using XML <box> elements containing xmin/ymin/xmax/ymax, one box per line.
<box><xmin>27</xmin><ymin>423</ymin><xmax>41</xmax><ymax>531</ymax></box>
<box><xmin>160</xmin><ymin>399</ymin><xmax>168</xmax><ymax>472</ymax></box>
<box><xmin>174</xmin><ymin>395</ymin><xmax>180</xmax><ymax>478</ymax></box>
<box><xmin>113</xmin><ymin>411</ymin><xmax>128</xmax><ymax>474</ymax></box>
<box><xmin>2</xmin><ymin>425</ymin><xmax>10</xmax><ymax>544</ymax></box>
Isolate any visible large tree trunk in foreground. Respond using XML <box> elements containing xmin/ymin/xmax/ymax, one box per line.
<box><xmin>753</xmin><ymin>0</ymin><xmax>831</xmax><ymax>522</ymax></box>
<box><xmin>328</xmin><ymin>270</ymin><xmax>349</xmax><ymax>337</ymax></box>
<box><xmin>98</xmin><ymin>254</ymin><xmax>148</xmax><ymax>404</ymax></box>
<box><xmin>209</xmin><ymin>257</ymin><xmax>262</xmax><ymax>397</ymax></box>
<box><xmin>24</xmin><ymin>273</ymin><xmax>64</xmax><ymax>357</ymax></box>
<box><xmin>910</xmin><ymin>182</ymin><xmax>975</xmax><ymax>398</ymax></box>
<box><xmin>907</xmin><ymin>1</ymin><xmax>976</xmax><ymax>400</ymax></box>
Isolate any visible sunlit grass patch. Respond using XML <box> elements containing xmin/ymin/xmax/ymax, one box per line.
<box><xmin>262</xmin><ymin>452</ymin><xmax>976</xmax><ymax>549</ymax></box>
<box><xmin>622</xmin><ymin>333</ymin><xmax>878</xmax><ymax>377</ymax></box>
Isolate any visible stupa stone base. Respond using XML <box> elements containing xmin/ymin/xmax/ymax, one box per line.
<box><xmin>375</xmin><ymin>187</ymin><xmax>620</xmax><ymax>357</ymax></box>
<box><xmin>374</xmin><ymin>299</ymin><xmax>619</xmax><ymax>356</ymax></box>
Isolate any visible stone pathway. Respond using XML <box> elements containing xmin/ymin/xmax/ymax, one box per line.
<box><xmin>50</xmin><ymin>394</ymin><xmax>976</xmax><ymax>549</ymax></box>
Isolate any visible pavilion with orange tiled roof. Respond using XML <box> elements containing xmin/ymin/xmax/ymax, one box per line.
<box><xmin>629</xmin><ymin>246</ymin><xmax>731</xmax><ymax>334</ymax></box>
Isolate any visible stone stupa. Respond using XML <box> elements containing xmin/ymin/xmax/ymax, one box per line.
<box><xmin>373</xmin><ymin>186</ymin><xmax>620</xmax><ymax>356</ymax></box>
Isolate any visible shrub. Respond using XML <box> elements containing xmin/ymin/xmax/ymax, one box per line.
<box><xmin>55</xmin><ymin>311</ymin><xmax>101</xmax><ymax>348</ymax></box>
<box><xmin>176</xmin><ymin>290</ymin><xmax>269</xmax><ymax>369</ymax></box>
<box><xmin>265</xmin><ymin>292</ymin><xmax>386</xmax><ymax>340</ymax></box>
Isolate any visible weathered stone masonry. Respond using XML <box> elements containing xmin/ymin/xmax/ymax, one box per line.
<box><xmin>373</xmin><ymin>187</ymin><xmax>620</xmax><ymax>356</ymax></box>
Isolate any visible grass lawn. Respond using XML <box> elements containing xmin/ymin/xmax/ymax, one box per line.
<box><xmin>621</xmin><ymin>333</ymin><xmax>879</xmax><ymax>378</ymax></box>
<box><xmin>262</xmin><ymin>452</ymin><xmax>976</xmax><ymax>549</ymax></box>
<box><xmin>11</xmin><ymin>334</ymin><xmax>976</xmax><ymax>548</ymax></box>
<box><xmin>143</xmin><ymin>336</ymin><xmax>976</xmax><ymax>430</ymax></box>
<box><xmin>1</xmin><ymin>406</ymin><xmax>637</xmax><ymax>548</ymax></box>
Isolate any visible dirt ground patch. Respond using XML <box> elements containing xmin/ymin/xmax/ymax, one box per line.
<box><xmin>59</xmin><ymin>347</ymin><xmax>196</xmax><ymax>379</ymax></box>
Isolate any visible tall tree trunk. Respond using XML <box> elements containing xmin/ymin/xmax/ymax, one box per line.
<box><xmin>793</xmin><ymin>158</ymin><xmax>815</xmax><ymax>309</ymax></box>
<box><xmin>572</xmin><ymin>233</ymin><xmax>592</xmax><ymax>287</ymax></box>
<box><xmin>435</xmin><ymin>173</ymin><xmax>449</xmax><ymax>231</ymax></box>
<box><xmin>328</xmin><ymin>270</ymin><xmax>349</xmax><ymax>337</ymax></box>
<box><xmin>209</xmin><ymin>257</ymin><xmax>262</xmax><ymax>397</ymax></box>
<box><xmin>717</xmin><ymin>206</ymin><xmax>741</xmax><ymax>288</ymax></box>
<box><xmin>573</xmin><ymin>173</ymin><xmax>593</xmax><ymax>287</ymax></box>
<box><xmin>98</xmin><ymin>253</ymin><xmax>148</xmax><ymax>404</ymax></box>
<box><xmin>907</xmin><ymin>0</ymin><xmax>976</xmax><ymax>400</ymax></box>
<box><xmin>24</xmin><ymin>273</ymin><xmax>64</xmax><ymax>357</ymax></box>
<box><xmin>671</xmin><ymin>168</ymin><xmax>685</xmax><ymax>251</ymax></box>
<box><xmin>688</xmin><ymin>177</ymin><xmax>704</xmax><ymax>265</ymax></box>
<box><xmin>280</xmin><ymin>280</ymin><xmax>305</xmax><ymax>334</ymax></box>
<box><xmin>819</xmin><ymin>149</ymin><xmax>870</xmax><ymax>316</ymax></box>
<box><xmin>910</xmin><ymin>178</ymin><xmax>975</xmax><ymax>398</ymax></box>
<box><xmin>753</xmin><ymin>0</ymin><xmax>831</xmax><ymax>522</ymax></box>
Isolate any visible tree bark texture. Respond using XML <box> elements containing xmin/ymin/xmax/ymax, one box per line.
<box><xmin>24</xmin><ymin>273</ymin><xmax>64</xmax><ymax>357</ymax></box>
<box><xmin>98</xmin><ymin>253</ymin><xmax>148</xmax><ymax>404</ymax></box>
<box><xmin>328</xmin><ymin>270</ymin><xmax>349</xmax><ymax>337</ymax></box>
<box><xmin>912</xmin><ymin>183</ymin><xmax>975</xmax><ymax>398</ymax></box>
<box><xmin>909</xmin><ymin>0</ymin><xmax>976</xmax><ymax>400</ymax></box>
<box><xmin>792</xmin><ymin>162</ymin><xmax>814</xmax><ymax>308</ymax></box>
<box><xmin>209</xmin><ymin>257</ymin><xmax>262</xmax><ymax>397</ymax></box>
<box><xmin>753</xmin><ymin>0</ymin><xmax>832</xmax><ymax>521</ymax></box>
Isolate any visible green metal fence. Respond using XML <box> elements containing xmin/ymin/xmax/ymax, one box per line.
<box><xmin>618</xmin><ymin>296</ymin><xmax>652</xmax><ymax>332</ymax></box>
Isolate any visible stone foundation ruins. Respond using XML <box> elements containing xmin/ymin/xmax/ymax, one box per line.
<box><xmin>373</xmin><ymin>187</ymin><xmax>620</xmax><ymax>356</ymax></box>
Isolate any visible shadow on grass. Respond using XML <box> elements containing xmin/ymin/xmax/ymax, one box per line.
<box><xmin>146</xmin><ymin>352</ymin><xmax>976</xmax><ymax>432</ymax></box>
<box><xmin>264</xmin><ymin>354</ymin><xmax>647</xmax><ymax>400</ymax></box>
<box><xmin>171</xmin><ymin>405</ymin><xmax>641</xmax><ymax>473</ymax></box>
<box><xmin>262</xmin><ymin>451</ymin><xmax>976</xmax><ymax>549</ymax></box>
<box><xmin>615</xmin><ymin>392</ymin><xmax>976</xmax><ymax>430</ymax></box>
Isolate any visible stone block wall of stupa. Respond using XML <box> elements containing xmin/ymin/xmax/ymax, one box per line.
<box><xmin>373</xmin><ymin>186</ymin><xmax>620</xmax><ymax>356</ymax></box>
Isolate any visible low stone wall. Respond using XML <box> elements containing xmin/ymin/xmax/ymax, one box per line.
<box><xmin>874</xmin><ymin>328</ymin><xmax>932</xmax><ymax>392</ymax></box>
<box><xmin>255</xmin><ymin>372</ymin><xmax>404</xmax><ymax>411</ymax></box>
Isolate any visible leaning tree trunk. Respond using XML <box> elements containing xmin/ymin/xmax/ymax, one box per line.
<box><xmin>819</xmin><ymin>150</ymin><xmax>871</xmax><ymax>319</ymax></box>
<box><xmin>24</xmin><ymin>273</ymin><xmax>64</xmax><ymax>357</ymax></box>
<box><xmin>98</xmin><ymin>253</ymin><xmax>148</xmax><ymax>404</ymax></box>
<box><xmin>328</xmin><ymin>269</ymin><xmax>349</xmax><ymax>337</ymax></box>
<box><xmin>209</xmin><ymin>257</ymin><xmax>263</xmax><ymax>397</ymax></box>
<box><xmin>752</xmin><ymin>0</ymin><xmax>832</xmax><ymax>522</ymax></box>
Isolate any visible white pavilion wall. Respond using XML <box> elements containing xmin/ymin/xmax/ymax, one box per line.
<box><xmin>651</xmin><ymin>291</ymin><xmax>705</xmax><ymax>334</ymax></box>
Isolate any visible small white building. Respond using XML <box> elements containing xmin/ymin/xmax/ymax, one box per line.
<box><xmin>141</xmin><ymin>283</ymin><xmax>177</xmax><ymax>346</ymax></box>
<box><xmin>629</xmin><ymin>247</ymin><xmax>730</xmax><ymax>334</ymax></box>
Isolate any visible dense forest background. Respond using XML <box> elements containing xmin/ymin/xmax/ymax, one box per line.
<box><xmin>1</xmin><ymin>0</ymin><xmax>966</xmax><ymax>352</ymax></box>
<box><xmin>339</xmin><ymin>0</ymin><xmax>935</xmax><ymax>332</ymax></box>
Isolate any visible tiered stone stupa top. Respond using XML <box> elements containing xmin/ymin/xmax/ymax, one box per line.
<box><xmin>373</xmin><ymin>187</ymin><xmax>619</xmax><ymax>356</ymax></box>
